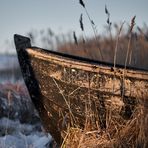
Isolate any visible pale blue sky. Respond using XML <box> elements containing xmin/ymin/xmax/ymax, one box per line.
<box><xmin>0</xmin><ymin>0</ymin><xmax>147</xmax><ymax>53</ymax></box>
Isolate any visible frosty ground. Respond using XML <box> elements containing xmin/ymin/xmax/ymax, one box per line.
<box><xmin>0</xmin><ymin>118</ymin><xmax>52</xmax><ymax>148</ymax></box>
<box><xmin>0</xmin><ymin>82</ymin><xmax>52</xmax><ymax>148</ymax></box>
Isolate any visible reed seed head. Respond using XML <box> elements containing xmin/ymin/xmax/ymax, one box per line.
<box><xmin>79</xmin><ymin>0</ymin><xmax>85</xmax><ymax>8</ymax></box>
<box><xmin>80</xmin><ymin>14</ymin><xmax>84</xmax><ymax>31</ymax></box>
<box><xmin>91</xmin><ymin>20</ymin><xmax>95</xmax><ymax>25</ymax></box>
<box><xmin>130</xmin><ymin>15</ymin><xmax>136</xmax><ymax>32</ymax></box>
<box><xmin>73</xmin><ymin>31</ymin><xmax>78</xmax><ymax>45</ymax></box>
<box><xmin>105</xmin><ymin>5</ymin><xmax>109</xmax><ymax>15</ymax></box>
<box><xmin>105</xmin><ymin>5</ymin><xmax>111</xmax><ymax>26</ymax></box>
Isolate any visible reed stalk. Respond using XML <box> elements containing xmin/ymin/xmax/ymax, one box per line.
<box><xmin>113</xmin><ymin>22</ymin><xmax>125</xmax><ymax>68</ymax></box>
<box><xmin>79</xmin><ymin>0</ymin><xmax>103</xmax><ymax>60</ymax></box>
<box><xmin>124</xmin><ymin>16</ymin><xmax>136</xmax><ymax>68</ymax></box>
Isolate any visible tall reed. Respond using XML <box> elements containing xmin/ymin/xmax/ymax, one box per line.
<box><xmin>79</xmin><ymin>0</ymin><xmax>103</xmax><ymax>60</ymax></box>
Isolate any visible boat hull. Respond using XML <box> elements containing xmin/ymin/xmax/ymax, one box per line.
<box><xmin>14</xmin><ymin>35</ymin><xmax>148</xmax><ymax>145</ymax></box>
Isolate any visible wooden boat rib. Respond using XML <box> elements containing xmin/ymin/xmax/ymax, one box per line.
<box><xmin>14</xmin><ymin>34</ymin><xmax>148</xmax><ymax>146</ymax></box>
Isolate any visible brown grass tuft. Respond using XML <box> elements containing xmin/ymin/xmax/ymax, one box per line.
<box><xmin>62</xmin><ymin>96</ymin><xmax>148</xmax><ymax>147</ymax></box>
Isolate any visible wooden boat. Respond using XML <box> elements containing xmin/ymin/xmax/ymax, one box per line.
<box><xmin>14</xmin><ymin>34</ymin><xmax>148</xmax><ymax>146</ymax></box>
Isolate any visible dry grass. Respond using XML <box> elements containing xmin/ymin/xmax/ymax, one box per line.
<box><xmin>26</xmin><ymin>2</ymin><xmax>148</xmax><ymax>147</ymax></box>
<box><xmin>58</xmin><ymin>26</ymin><xmax>148</xmax><ymax>70</ymax></box>
<box><xmin>61</xmin><ymin>96</ymin><xmax>148</xmax><ymax>148</ymax></box>
<box><xmin>26</xmin><ymin>27</ymin><xmax>148</xmax><ymax>148</ymax></box>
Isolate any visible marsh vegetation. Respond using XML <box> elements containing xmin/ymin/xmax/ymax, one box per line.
<box><xmin>0</xmin><ymin>0</ymin><xmax>148</xmax><ymax>147</ymax></box>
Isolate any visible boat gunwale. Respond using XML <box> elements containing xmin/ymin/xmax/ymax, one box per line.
<box><xmin>29</xmin><ymin>46</ymin><xmax>148</xmax><ymax>72</ymax></box>
<box><xmin>26</xmin><ymin>47</ymin><xmax>148</xmax><ymax>81</ymax></box>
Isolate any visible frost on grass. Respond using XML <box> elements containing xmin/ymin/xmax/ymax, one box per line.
<box><xmin>0</xmin><ymin>118</ymin><xmax>52</xmax><ymax>148</ymax></box>
<box><xmin>0</xmin><ymin>83</ymin><xmax>52</xmax><ymax>148</ymax></box>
